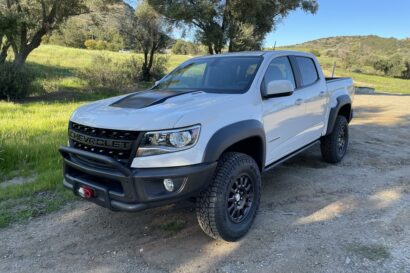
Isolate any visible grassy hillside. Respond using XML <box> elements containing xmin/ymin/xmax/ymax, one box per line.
<box><xmin>26</xmin><ymin>45</ymin><xmax>190</xmax><ymax>97</ymax></box>
<box><xmin>279</xmin><ymin>35</ymin><xmax>410</xmax><ymax>93</ymax></box>
<box><xmin>27</xmin><ymin>43</ymin><xmax>410</xmax><ymax>94</ymax></box>
<box><xmin>292</xmin><ymin>35</ymin><xmax>410</xmax><ymax>57</ymax></box>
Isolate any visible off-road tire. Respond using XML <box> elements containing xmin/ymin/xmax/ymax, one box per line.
<box><xmin>196</xmin><ymin>152</ymin><xmax>261</xmax><ymax>241</ymax></box>
<box><xmin>321</xmin><ymin>115</ymin><xmax>349</xmax><ymax>163</ymax></box>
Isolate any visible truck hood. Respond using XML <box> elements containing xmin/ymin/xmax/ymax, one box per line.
<box><xmin>70</xmin><ymin>89</ymin><xmax>235</xmax><ymax>131</ymax></box>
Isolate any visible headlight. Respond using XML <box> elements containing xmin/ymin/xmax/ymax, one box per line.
<box><xmin>137</xmin><ymin>125</ymin><xmax>201</xmax><ymax>157</ymax></box>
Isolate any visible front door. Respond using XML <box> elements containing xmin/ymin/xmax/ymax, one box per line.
<box><xmin>262</xmin><ymin>56</ymin><xmax>308</xmax><ymax>165</ymax></box>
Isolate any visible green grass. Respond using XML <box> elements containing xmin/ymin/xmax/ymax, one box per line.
<box><xmin>325</xmin><ymin>69</ymin><xmax>410</xmax><ymax>94</ymax></box>
<box><xmin>0</xmin><ymin>101</ymin><xmax>83</xmax><ymax>227</ymax></box>
<box><xmin>159</xmin><ymin>219</ymin><xmax>186</xmax><ymax>232</ymax></box>
<box><xmin>27</xmin><ymin>45</ymin><xmax>190</xmax><ymax>94</ymax></box>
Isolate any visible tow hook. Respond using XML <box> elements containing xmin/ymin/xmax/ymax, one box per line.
<box><xmin>78</xmin><ymin>186</ymin><xmax>94</xmax><ymax>199</ymax></box>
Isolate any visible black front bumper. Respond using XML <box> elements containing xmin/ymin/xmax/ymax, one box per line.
<box><xmin>59</xmin><ymin>146</ymin><xmax>217</xmax><ymax>212</ymax></box>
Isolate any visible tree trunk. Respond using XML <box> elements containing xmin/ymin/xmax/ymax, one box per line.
<box><xmin>148</xmin><ymin>47</ymin><xmax>155</xmax><ymax>71</ymax></box>
<box><xmin>141</xmin><ymin>50</ymin><xmax>150</xmax><ymax>81</ymax></box>
<box><xmin>0</xmin><ymin>43</ymin><xmax>11</xmax><ymax>64</ymax></box>
<box><xmin>208</xmin><ymin>44</ymin><xmax>214</xmax><ymax>55</ymax></box>
<box><xmin>13</xmin><ymin>51</ymin><xmax>30</xmax><ymax>70</ymax></box>
<box><xmin>12</xmin><ymin>24</ymin><xmax>47</xmax><ymax>69</ymax></box>
<box><xmin>228</xmin><ymin>41</ymin><xmax>233</xmax><ymax>52</ymax></box>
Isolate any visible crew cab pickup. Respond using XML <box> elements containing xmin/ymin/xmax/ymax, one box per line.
<box><xmin>59</xmin><ymin>51</ymin><xmax>354</xmax><ymax>241</ymax></box>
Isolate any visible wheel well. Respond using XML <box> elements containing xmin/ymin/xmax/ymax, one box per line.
<box><xmin>338</xmin><ymin>104</ymin><xmax>352</xmax><ymax>122</ymax></box>
<box><xmin>223</xmin><ymin>137</ymin><xmax>264</xmax><ymax>170</ymax></box>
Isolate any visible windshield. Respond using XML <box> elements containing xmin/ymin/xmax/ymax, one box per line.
<box><xmin>154</xmin><ymin>56</ymin><xmax>263</xmax><ymax>94</ymax></box>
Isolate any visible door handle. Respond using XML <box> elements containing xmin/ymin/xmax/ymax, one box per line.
<box><xmin>319</xmin><ymin>91</ymin><xmax>326</xmax><ymax>97</ymax></box>
<box><xmin>295</xmin><ymin>98</ymin><xmax>303</xmax><ymax>105</ymax></box>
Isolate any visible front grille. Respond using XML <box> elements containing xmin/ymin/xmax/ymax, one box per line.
<box><xmin>69</xmin><ymin>121</ymin><xmax>140</xmax><ymax>164</ymax></box>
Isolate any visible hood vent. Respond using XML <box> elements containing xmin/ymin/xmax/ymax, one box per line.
<box><xmin>110</xmin><ymin>90</ymin><xmax>195</xmax><ymax>109</ymax></box>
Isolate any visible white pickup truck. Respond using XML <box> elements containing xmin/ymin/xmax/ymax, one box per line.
<box><xmin>59</xmin><ymin>51</ymin><xmax>354</xmax><ymax>241</ymax></box>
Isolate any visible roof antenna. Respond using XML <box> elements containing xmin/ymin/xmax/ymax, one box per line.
<box><xmin>331</xmin><ymin>61</ymin><xmax>336</xmax><ymax>78</ymax></box>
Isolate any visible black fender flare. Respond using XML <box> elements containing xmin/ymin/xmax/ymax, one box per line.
<box><xmin>325</xmin><ymin>95</ymin><xmax>352</xmax><ymax>135</ymax></box>
<box><xmin>202</xmin><ymin>120</ymin><xmax>266</xmax><ymax>166</ymax></box>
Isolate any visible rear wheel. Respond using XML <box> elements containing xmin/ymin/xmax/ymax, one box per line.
<box><xmin>196</xmin><ymin>152</ymin><xmax>261</xmax><ymax>241</ymax></box>
<box><xmin>321</xmin><ymin>115</ymin><xmax>349</xmax><ymax>163</ymax></box>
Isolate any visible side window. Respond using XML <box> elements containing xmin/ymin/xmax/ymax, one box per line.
<box><xmin>262</xmin><ymin>56</ymin><xmax>296</xmax><ymax>92</ymax></box>
<box><xmin>295</xmin><ymin>57</ymin><xmax>319</xmax><ymax>86</ymax></box>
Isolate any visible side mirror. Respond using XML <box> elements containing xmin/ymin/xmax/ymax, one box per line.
<box><xmin>154</xmin><ymin>80</ymin><xmax>160</xmax><ymax>86</ymax></box>
<box><xmin>263</xmin><ymin>80</ymin><xmax>294</xmax><ymax>98</ymax></box>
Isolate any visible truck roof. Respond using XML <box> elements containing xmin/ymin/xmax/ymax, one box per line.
<box><xmin>193</xmin><ymin>50</ymin><xmax>315</xmax><ymax>60</ymax></box>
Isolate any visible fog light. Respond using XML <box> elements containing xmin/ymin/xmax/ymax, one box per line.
<box><xmin>163</xmin><ymin>178</ymin><xmax>175</xmax><ymax>192</ymax></box>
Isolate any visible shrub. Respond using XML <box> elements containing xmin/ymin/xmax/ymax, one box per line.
<box><xmin>81</xmin><ymin>55</ymin><xmax>130</xmax><ymax>90</ymax></box>
<box><xmin>325</xmin><ymin>50</ymin><xmax>336</xmax><ymax>58</ymax></box>
<box><xmin>80</xmin><ymin>54</ymin><xmax>169</xmax><ymax>90</ymax></box>
<box><xmin>0</xmin><ymin>63</ymin><xmax>34</xmax><ymax>101</ymax></box>
<box><xmin>84</xmin><ymin>39</ymin><xmax>97</xmax><ymax>50</ymax></box>
<box><xmin>352</xmin><ymin>68</ymin><xmax>363</xmax><ymax>73</ymax></box>
<box><xmin>172</xmin><ymin>40</ymin><xmax>204</xmax><ymax>55</ymax></box>
<box><xmin>310</xmin><ymin>49</ymin><xmax>321</xmax><ymax>57</ymax></box>
<box><xmin>85</xmin><ymin>39</ymin><xmax>122</xmax><ymax>52</ymax></box>
<box><xmin>149</xmin><ymin>55</ymin><xmax>169</xmax><ymax>80</ymax></box>
<box><xmin>373</xmin><ymin>59</ymin><xmax>393</xmax><ymax>75</ymax></box>
<box><xmin>122</xmin><ymin>57</ymin><xmax>144</xmax><ymax>83</ymax></box>
<box><xmin>95</xmin><ymin>40</ymin><xmax>108</xmax><ymax>51</ymax></box>
<box><xmin>402</xmin><ymin>61</ymin><xmax>410</xmax><ymax>79</ymax></box>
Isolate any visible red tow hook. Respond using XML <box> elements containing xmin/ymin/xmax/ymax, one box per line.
<box><xmin>78</xmin><ymin>186</ymin><xmax>94</xmax><ymax>199</ymax></box>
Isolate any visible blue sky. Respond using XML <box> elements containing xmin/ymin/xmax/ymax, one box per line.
<box><xmin>266</xmin><ymin>0</ymin><xmax>410</xmax><ymax>46</ymax></box>
<box><xmin>127</xmin><ymin>0</ymin><xmax>410</xmax><ymax>46</ymax></box>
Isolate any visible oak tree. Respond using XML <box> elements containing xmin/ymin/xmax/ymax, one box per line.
<box><xmin>148</xmin><ymin>0</ymin><xmax>318</xmax><ymax>54</ymax></box>
<box><xmin>0</xmin><ymin>0</ymin><xmax>117</xmax><ymax>68</ymax></box>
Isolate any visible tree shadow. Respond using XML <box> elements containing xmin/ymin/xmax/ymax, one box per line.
<box><xmin>24</xmin><ymin>62</ymin><xmax>75</xmax><ymax>80</ymax></box>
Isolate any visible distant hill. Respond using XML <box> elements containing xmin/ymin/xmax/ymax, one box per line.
<box><xmin>291</xmin><ymin>35</ymin><xmax>410</xmax><ymax>58</ymax></box>
<box><xmin>280</xmin><ymin>35</ymin><xmax>410</xmax><ymax>77</ymax></box>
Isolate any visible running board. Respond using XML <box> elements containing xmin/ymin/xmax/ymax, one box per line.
<box><xmin>263</xmin><ymin>140</ymin><xmax>320</xmax><ymax>172</ymax></box>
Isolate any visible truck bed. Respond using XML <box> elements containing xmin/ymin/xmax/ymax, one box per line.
<box><xmin>325</xmin><ymin>77</ymin><xmax>351</xmax><ymax>83</ymax></box>
<box><xmin>325</xmin><ymin>77</ymin><xmax>354</xmax><ymax>99</ymax></box>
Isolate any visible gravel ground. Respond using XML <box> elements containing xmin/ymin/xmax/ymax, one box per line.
<box><xmin>1</xmin><ymin>94</ymin><xmax>409</xmax><ymax>273</ymax></box>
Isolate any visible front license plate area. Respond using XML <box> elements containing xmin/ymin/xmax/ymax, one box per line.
<box><xmin>73</xmin><ymin>181</ymin><xmax>111</xmax><ymax>209</ymax></box>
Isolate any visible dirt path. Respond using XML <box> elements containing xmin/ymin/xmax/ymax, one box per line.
<box><xmin>1</xmin><ymin>94</ymin><xmax>409</xmax><ymax>273</ymax></box>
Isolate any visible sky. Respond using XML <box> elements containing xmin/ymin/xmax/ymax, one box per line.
<box><xmin>127</xmin><ymin>0</ymin><xmax>410</xmax><ymax>47</ymax></box>
<box><xmin>266</xmin><ymin>0</ymin><xmax>410</xmax><ymax>46</ymax></box>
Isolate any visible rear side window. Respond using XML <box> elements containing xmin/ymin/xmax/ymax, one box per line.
<box><xmin>295</xmin><ymin>57</ymin><xmax>319</xmax><ymax>86</ymax></box>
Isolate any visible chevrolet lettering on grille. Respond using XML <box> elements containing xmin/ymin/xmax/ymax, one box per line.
<box><xmin>69</xmin><ymin>129</ymin><xmax>132</xmax><ymax>150</ymax></box>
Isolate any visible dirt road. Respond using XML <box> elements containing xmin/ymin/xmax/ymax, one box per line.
<box><xmin>1</xmin><ymin>94</ymin><xmax>409</xmax><ymax>273</ymax></box>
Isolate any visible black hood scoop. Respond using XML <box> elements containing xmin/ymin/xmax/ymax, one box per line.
<box><xmin>110</xmin><ymin>90</ymin><xmax>194</xmax><ymax>109</ymax></box>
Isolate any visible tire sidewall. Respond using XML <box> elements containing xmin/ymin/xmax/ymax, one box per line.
<box><xmin>335</xmin><ymin>116</ymin><xmax>349</xmax><ymax>160</ymax></box>
<box><xmin>214</xmin><ymin>156</ymin><xmax>261</xmax><ymax>240</ymax></box>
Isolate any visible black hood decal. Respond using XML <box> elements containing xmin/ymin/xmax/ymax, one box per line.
<box><xmin>110</xmin><ymin>90</ymin><xmax>194</xmax><ymax>109</ymax></box>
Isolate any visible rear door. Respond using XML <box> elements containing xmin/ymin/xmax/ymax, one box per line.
<box><xmin>292</xmin><ymin>56</ymin><xmax>328</xmax><ymax>141</ymax></box>
<box><xmin>262</xmin><ymin>56</ymin><xmax>308</xmax><ymax>165</ymax></box>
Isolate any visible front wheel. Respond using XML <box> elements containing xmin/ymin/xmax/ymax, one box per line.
<box><xmin>321</xmin><ymin>115</ymin><xmax>349</xmax><ymax>163</ymax></box>
<box><xmin>196</xmin><ymin>152</ymin><xmax>261</xmax><ymax>241</ymax></box>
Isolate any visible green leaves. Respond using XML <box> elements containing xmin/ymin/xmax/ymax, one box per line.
<box><xmin>148</xmin><ymin>0</ymin><xmax>319</xmax><ymax>53</ymax></box>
